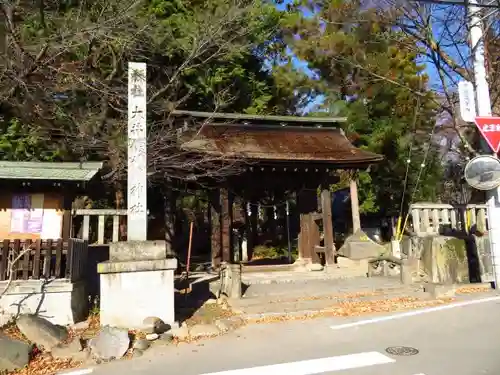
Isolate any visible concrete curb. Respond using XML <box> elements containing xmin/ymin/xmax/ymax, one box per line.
<box><xmin>230</xmin><ymin>284</ymin><xmax>496</xmax><ymax>322</ymax></box>
<box><xmin>241</xmin><ymin>273</ymin><xmax>365</xmax><ymax>285</ymax></box>
<box><xmin>237</xmin><ymin>309</ymin><xmax>329</xmax><ymax>321</ymax></box>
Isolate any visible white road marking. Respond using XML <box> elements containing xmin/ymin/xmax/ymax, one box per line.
<box><xmin>57</xmin><ymin>368</ymin><xmax>94</xmax><ymax>375</ymax></box>
<box><xmin>198</xmin><ymin>351</ymin><xmax>395</xmax><ymax>375</ymax></box>
<box><xmin>330</xmin><ymin>295</ymin><xmax>500</xmax><ymax>330</ymax></box>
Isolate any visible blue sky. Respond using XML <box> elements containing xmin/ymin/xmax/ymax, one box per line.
<box><xmin>275</xmin><ymin>0</ymin><xmax>324</xmax><ymax>113</ymax></box>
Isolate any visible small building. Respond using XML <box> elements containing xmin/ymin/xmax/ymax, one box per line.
<box><xmin>173</xmin><ymin>111</ymin><xmax>383</xmax><ymax>269</ymax></box>
<box><xmin>0</xmin><ymin>161</ymin><xmax>102</xmax><ymax>241</ymax></box>
<box><xmin>0</xmin><ymin>161</ymin><xmax>102</xmax><ymax>326</ymax></box>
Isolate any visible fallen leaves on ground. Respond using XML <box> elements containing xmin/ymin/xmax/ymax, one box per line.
<box><xmin>0</xmin><ymin>323</ymin><xmax>30</xmax><ymax>344</ymax></box>
<box><xmin>246</xmin><ymin>296</ymin><xmax>455</xmax><ymax>324</ymax></box>
<box><xmin>184</xmin><ymin>302</ymin><xmax>235</xmax><ymax>327</ymax></box>
<box><xmin>0</xmin><ymin>331</ymin><xmax>83</xmax><ymax>375</ymax></box>
<box><xmin>0</xmin><ymin>315</ymin><xmax>98</xmax><ymax>375</ymax></box>
<box><xmin>261</xmin><ymin>283</ymin><xmax>492</xmax><ymax>305</ymax></box>
<box><xmin>1</xmin><ymin>284</ymin><xmax>492</xmax><ymax>374</ymax></box>
<box><xmin>79</xmin><ymin>313</ymin><xmax>100</xmax><ymax>340</ymax></box>
<box><xmin>456</xmin><ymin>285</ymin><xmax>491</xmax><ymax>294</ymax></box>
<box><xmin>268</xmin><ymin>290</ymin><xmax>386</xmax><ymax>304</ymax></box>
<box><xmin>6</xmin><ymin>354</ymin><xmax>82</xmax><ymax>375</ymax></box>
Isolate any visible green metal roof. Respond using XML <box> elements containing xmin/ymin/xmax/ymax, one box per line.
<box><xmin>0</xmin><ymin>161</ymin><xmax>103</xmax><ymax>181</ymax></box>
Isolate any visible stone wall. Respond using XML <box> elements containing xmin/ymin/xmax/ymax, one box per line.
<box><xmin>422</xmin><ymin>236</ymin><xmax>469</xmax><ymax>283</ymax></box>
<box><xmin>402</xmin><ymin>234</ymin><xmax>492</xmax><ymax>284</ymax></box>
<box><xmin>0</xmin><ymin>279</ymin><xmax>87</xmax><ymax>327</ymax></box>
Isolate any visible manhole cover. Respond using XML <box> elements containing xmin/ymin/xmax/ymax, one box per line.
<box><xmin>385</xmin><ymin>346</ymin><xmax>419</xmax><ymax>356</ymax></box>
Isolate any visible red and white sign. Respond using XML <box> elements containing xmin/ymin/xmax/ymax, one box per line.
<box><xmin>475</xmin><ymin>117</ymin><xmax>500</xmax><ymax>153</ymax></box>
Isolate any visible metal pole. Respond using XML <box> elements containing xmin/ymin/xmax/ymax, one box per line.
<box><xmin>469</xmin><ymin>0</ymin><xmax>500</xmax><ymax>287</ymax></box>
<box><xmin>286</xmin><ymin>201</ymin><xmax>292</xmax><ymax>264</ymax></box>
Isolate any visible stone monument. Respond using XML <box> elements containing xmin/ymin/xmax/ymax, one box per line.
<box><xmin>98</xmin><ymin>62</ymin><xmax>177</xmax><ymax>328</ymax></box>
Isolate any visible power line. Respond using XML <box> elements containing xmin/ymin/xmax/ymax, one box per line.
<box><xmin>410</xmin><ymin>0</ymin><xmax>500</xmax><ymax>9</ymax></box>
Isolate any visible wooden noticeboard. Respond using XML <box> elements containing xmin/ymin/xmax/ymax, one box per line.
<box><xmin>0</xmin><ymin>192</ymin><xmax>64</xmax><ymax>240</ymax></box>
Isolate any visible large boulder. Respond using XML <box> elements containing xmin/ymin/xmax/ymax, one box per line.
<box><xmin>88</xmin><ymin>326</ymin><xmax>130</xmax><ymax>361</ymax></box>
<box><xmin>16</xmin><ymin>314</ymin><xmax>68</xmax><ymax>350</ymax></box>
<box><xmin>420</xmin><ymin>236</ymin><xmax>469</xmax><ymax>284</ymax></box>
<box><xmin>0</xmin><ymin>334</ymin><xmax>32</xmax><ymax>372</ymax></box>
<box><xmin>337</xmin><ymin>230</ymin><xmax>386</xmax><ymax>260</ymax></box>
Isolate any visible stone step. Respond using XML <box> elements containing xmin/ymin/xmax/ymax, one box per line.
<box><xmin>242</xmin><ymin>276</ymin><xmax>414</xmax><ymax>297</ymax></box>
<box><xmin>232</xmin><ymin>290</ymin><xmax>430</xmax><ymax>316</ymax></box>
<box><xmin>241</xmin><ymin>270</ymin><xmax>370</xmax><ymax>285</ymax></box>
<box><xmin>236</xmin><ymin>285</ymin><xmax>424</xmax><ymax>306</ymax></box>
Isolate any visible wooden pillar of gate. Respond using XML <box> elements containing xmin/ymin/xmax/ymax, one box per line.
<box><xmin>297</xmin><ymin>189</ymin><xmax>321</xmax><ymax>264</ymax></box>
<box><xmin>320</xmin><ymin>187</ymin><xmax>335</xmax><ymax>265</ymax></box>
<box><xmin>210</xmin><ymin>190</ymin><xmax>222</xmax><ymax>269</ymax></box>
<box><xmin>220</xmin><ymin>187</ymin><xmax>233</xmax><ymax>263</ymax></box>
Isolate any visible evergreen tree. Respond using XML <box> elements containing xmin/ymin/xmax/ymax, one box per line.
<box><xmin>281</xmin><ymin>0</ymin><xmax>444</xmax><ymax>215</ymax></box>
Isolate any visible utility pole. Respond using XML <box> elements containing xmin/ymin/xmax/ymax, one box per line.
<box><xmin>410</xmin><ymin>0</ymin><xmax>500</xmax><ymax>286</ymax></box>
<box><xmin>468</xmin><ymin>0</ymin><xmax>500</xmax><ymax>287</ymax></box>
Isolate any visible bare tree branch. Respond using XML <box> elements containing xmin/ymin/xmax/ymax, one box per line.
<box><xmin>0</xmin><ymin>243</ymin><xmax>34</xmax><ymax>300</ymax></box>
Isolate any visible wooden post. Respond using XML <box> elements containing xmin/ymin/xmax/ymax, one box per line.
<box><xmin>297</xmin><ymin>190</ymin><xmax>318</xmax><ymax>262</ymax></box>
<box><xmin>62</xmin><ymin>194</ymin><xmax>73</xmax><ymax>241</ymax></box>
<box><xmin>350</xmin><ymin>175</ymin><xmax>361</xmax><ymax>232</ymax></box>
<box><xmin>321</xmin><ymin>188</ymin><xmax>335</xmax><ymax>266</ymax></box>
<box><xmin>220</xmin><ymin>188</ymin><xmax>232</xmax><ymax>263</ymax></box>
<box><xmin>299</xmin><ymin>214</ymin><xmax>311</xmax><ymax>259</ymax></box>
<box><xmin>249</xmin><ymin>199</ymin><xmax>258</xmax><ymax>260</ymax></box>
<box><xmin>210</xmin><ymin>190</ymin><xmax>222</xmax><ymax>269</ymax></box>
<box><xmin>309</xmin><ymin>215</ymin><xmax>321</xmax><ymax>264</ymax></box>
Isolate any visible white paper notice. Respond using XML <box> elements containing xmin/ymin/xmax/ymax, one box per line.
<box><xmin>41</xmin><ymin>209</ymin><xmax>63</xmax><ymax>239</ymax></box>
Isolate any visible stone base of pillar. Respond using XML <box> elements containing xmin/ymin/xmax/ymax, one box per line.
<box><xmin>292</xmin><ymin>257</ymin><xmax>311</xmax><ymax>271</ymax></box>
<box><xmin>219</xmin><ymin>262</ymin><xmax>242</xmax><ymax>299</ymax></box>
<box><xmin>98</xmin><ymin>257</ymin><xmax>177</xmax><ymax>328</ymax></box>
<box><xmin>400</xmin><ymin>258</ymin><xmax>413</xmax><ymax>285</ymax></box>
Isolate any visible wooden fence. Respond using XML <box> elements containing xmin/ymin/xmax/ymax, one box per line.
<box><xmin>0</xmin><ymin>238</ymin><xmax>88</xmax><ymax>282</ymax></box>
<box><xmin>410</xmin><ymin>203</ymin><xmax>488</xmax><ymax>235</ymax></box>
<box><xmin>72</xmin><ymin>209</ymin><xmax>128</xmax><ymax>244</ymax></box>
<box><xmin>72</xmin><ymin>209</ymin><xmax>155</xmax><ymax>244</ymax></box>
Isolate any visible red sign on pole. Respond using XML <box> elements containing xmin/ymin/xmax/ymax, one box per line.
<box><xmin>474</xmin><ymin>117</ymin><xmax>500</xmax><ymax>153</ymax></box>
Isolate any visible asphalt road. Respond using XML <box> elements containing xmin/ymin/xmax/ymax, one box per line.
<box><xmin>86</xmin><ymin>294</ymin><xmax>500</xmax><ymax>375</ymax></box>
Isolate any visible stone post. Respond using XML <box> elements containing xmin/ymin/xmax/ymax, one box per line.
<box><xmin>228</xmin><ymin>263</ymin><xmax>242</xmax><ymax>299</ymax></box>
<box><xmin>400</xmin><ymin>258</ymin><xmax>412</xmax><ymax>285</ymax></box>
<box><xmin>391</xmin><ymin>239</ymin><xmax>401</xmax><ymax>259</ymax></box>
<box><xmin>98</xmin><ymin>240</ymin><xmax>177</xmax><ymax>328</ymax></box>
<box><xmin>127</xmin><ymin>62</ymin><xmax>148</xmax><ymax>241</ymax></box>
<box><xmin>220</xmin><ymin>262</ymin><xmax>242</xmax><ymax>299</ymax></box>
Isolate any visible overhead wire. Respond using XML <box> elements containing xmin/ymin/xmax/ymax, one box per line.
<box><xmin>409</xmin><ymin>0</ymin><xmax>500</xmax><ymax>10</ymax></box>
<box><xmin>395</xmin><ymin>94</ymin><xmax>420</xmax><ymax>239</ymax></box>
<box><xmin>398</xmin><ymin>121</ymin><xmax>439</xmax><ymax>240</ymax></box>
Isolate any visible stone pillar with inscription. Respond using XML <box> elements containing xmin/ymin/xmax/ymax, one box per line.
<box><xmin>98</xmin><ymin>62</ymin><xmax>177</xmax><ymax>329</ymax></box>
<box><xmin>127</xmin><ymin>62</ymin><xmax>148</xmax><ymax>241</ymax></box>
